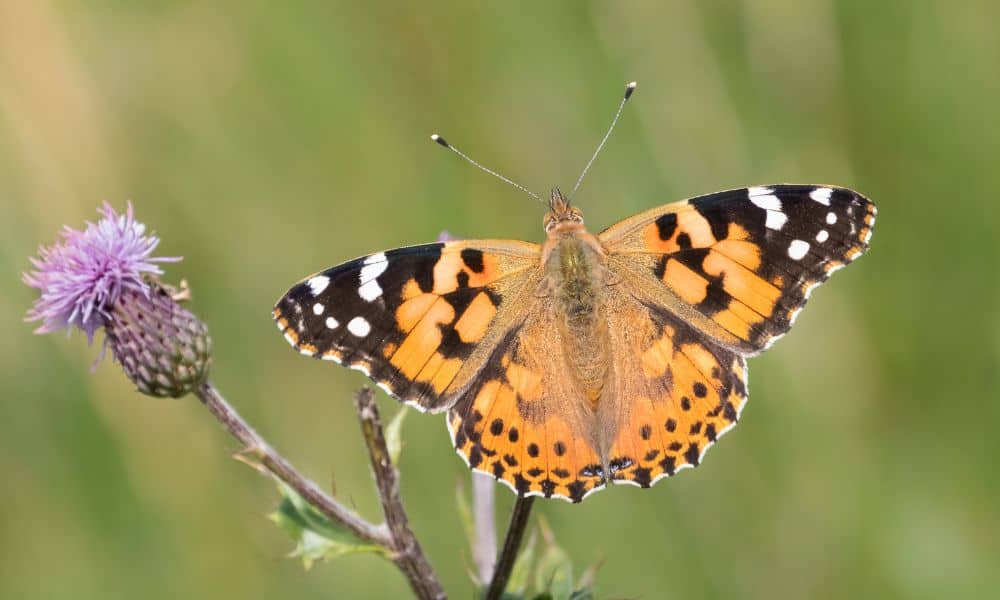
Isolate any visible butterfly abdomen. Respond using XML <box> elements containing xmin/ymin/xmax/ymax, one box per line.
<box><xmin>550</xmin><ymin>233</ymin><xmax>610</xmax><ymax>409</ymax></box>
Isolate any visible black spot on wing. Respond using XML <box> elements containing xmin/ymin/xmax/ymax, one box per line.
<box><xmin>567</xmin><ymin>480</ymin><xmax>587</xmax><ymax>503</ymax></box>
<box><xmin>684</xmin><ymin>443</ymin><xmax>701</xmax><ymax>466</ymax></box>
<box><xmin>653</xmin><ymin>255</ymin><xmax>668</xmax><ymax>280</ymax></box>
<box><xmin>691</xmin><ymin>196</ymin><xmax>731</xmax><ymax>241</ymax></box>
<box><xmin>694</xmin><ymin>273</ymin><xmax>730</xmax><ymax>317</ymax></box>
<box><xmin>655</xmin><ymin>212</ymin><xmax>678</xmax><ymax>240</ymax></box>
<box><xmin>460</xmin><ymin>248</ymin><xmax>485</xmax><ymax>273</ymax></box>
<box><xmin>672</xmin><ymin>247</ymin><xmax>710</xmax><ymax>273</ymax></box>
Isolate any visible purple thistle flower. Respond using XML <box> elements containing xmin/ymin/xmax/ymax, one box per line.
<box><xmin>23</xmin><ymin>202</ymin><xmax>179</xmax><ymax>343</ymax></box>
<box><xmin>24</xmin><ymin>202</ymin><xmax>211</xmax><ymax>397</ymax></box>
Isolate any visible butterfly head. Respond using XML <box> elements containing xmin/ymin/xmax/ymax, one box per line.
<box><xmin>544</xmin><ymin>188</ymin><xmax>585</xmax><ymax>235</ymax></box>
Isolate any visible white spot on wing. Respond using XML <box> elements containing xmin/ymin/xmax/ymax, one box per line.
<box><xmin>765</xmin><ymin>210</ymin><xmax>788</xmax><ymax>230</ymax></box>
<box><xmin>325</xmin><ymin>316</ymin><xmax>339</xmax><ymax>329</ymax></box>
<box><xmin>816</xmin><ymin>230</ymin><xmax>829</xmax><ymax>243</ymax></box>
<box><xmin>359</xmin><ymin>279</ymin><xmax>382</xmax><ymax>302</ymax></box>
<box><xmin>348</xmin><ymin>316</ymin><xmax>371</xmax><ymax>337</ymax></box>
<box><xmin>788</xmin><ymin>239</ymin><xmax>810</xmax><ymax>260</ymax></box>
<box><xmin>307</xmin><ymin>276</ymin><xmax>330</xmax><ymax>295</ymax></box>
<box><xmin>749</xmin><ymin>189</ymin><xmax>786</xmax><ymax>230</ymax></box>
<box><xmin>749</xmin><ymin>192</ymin><xmax>782</xmax><ymax>212</ymax></box>
<box><xmin>349</xmin><ymin>362</ymin><xmax>371</xmax><ymax>376</ymax></box>
<box><xmin>312</xmin><ymin>302</ymin><xmax>324</xmax><ymax>315</ymax></box>
<box><xmin>810</xmin><ymin>187</ymin><xmax>833</xmax><ymax>205</ymax></box>
<box><xmin>615</xmin><ymin>479</ymin><xmax>644</xmax><ymax>488</ymax></box>
<box><xmin>826</xmin><ymin>212</ymin><xmax>837</xmax><ymax>225</ymax></box>
<box><xmin>358</xmin><ymin>253</ymin><xmax>388</xmax><ymax>302</ymax></box>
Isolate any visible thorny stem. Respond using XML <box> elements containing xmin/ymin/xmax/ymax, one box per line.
<box><xmin>195</xmin><ymin>381</ymin><xmax>444</xmax><ymax>599</ymax></box>
<box><xmin>485</xmin><ymin>495</ymin><xmax>536</xmax><ymax>600</ymax></box>
<box><xmin>353</xmin><ymin>388</ymin><xmax>445</xmax><ymax>600</ymax></box>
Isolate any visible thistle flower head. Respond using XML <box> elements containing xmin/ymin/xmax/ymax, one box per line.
<box><xmin>24</xmin><ymin>203</ymin><xmax>210</xmax><ymax>397</ymax></box>
<box><xmin>23</xmin><ymin>202</ymin><xmax>179</xmax><ymax>342</ymax></box>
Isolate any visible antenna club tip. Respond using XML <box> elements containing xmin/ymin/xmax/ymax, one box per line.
<box><xmin>430</xmin><ymin>134</ymin><xmax>450</xmax><ymax>147</ymax></box>
<box><xmin>624</xmin><ymin>81</ymin><xmax>638</xmax><ymax>99</ymax></box>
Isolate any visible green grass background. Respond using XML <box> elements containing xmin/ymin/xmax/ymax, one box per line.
<box><xmin>2</xmin><ymin>2</ymin><xmax>998</xmax><ymax>598</ymax></box>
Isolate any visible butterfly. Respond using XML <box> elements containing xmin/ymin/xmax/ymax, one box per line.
<box><xmin>274</xmin><ymin>183</ymin><xmax>875</xmax><ymax>502</ymax></box>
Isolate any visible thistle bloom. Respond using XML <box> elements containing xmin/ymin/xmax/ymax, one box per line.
<box><xmin>24</xmin><ymin>202</ymin><xmax>178</xmax><ymax>341</ymax></box>
<box><xmin>24</xmin><ymin>203</ymin><xmax>211</xmax><ymax>397</ymax></box>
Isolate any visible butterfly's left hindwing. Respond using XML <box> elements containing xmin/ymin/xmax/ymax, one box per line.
<box><xmin>600</xmin><ymin>185</ymin><xmax>875</xmax><ymax>354</ymax></box>
<box><xmin>274</xmin><ymin>241</ymin><xmax>540</xmax><ymax>412</ymax></box>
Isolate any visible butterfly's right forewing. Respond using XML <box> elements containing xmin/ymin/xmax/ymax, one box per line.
<box><xmin>274</xmin><ymin>240</ymin><xmax>540</xmax><ymax>412</ymax></box>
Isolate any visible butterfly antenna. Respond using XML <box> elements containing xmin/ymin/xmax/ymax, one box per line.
<box><xmin>569</xmin><ymin>80</ymin><xmax>637</xmax><ymax>200</ymax></box>
<box><xmin>430</xmin><ymin>134</ymin><xmax>543</xmax><ymax>203</ymax></box>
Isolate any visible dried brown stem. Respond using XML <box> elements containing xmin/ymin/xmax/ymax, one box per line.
<box><xmin>353</xmin><ymin>388</ymin><xmax>445</xmax><ymax>600</ymax></box>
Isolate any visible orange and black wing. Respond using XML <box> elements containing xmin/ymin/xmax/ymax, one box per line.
<box><xmin>446</xmin><ymin>301</ymin><xmax>607</xmax><ymax>503</ymax></box>
<box><xmin>599</xmin><ymin>294</ymin><xmax>748</xmax><ymax>488</ymax></box>
<box><xmin>599</xmin><ymin>185</ymin><xmax>876</xmax><ymax>354</ymax></box>
<box><xmin>274</xmin><ymin>240</ymin><xmax>540</xmax><ymax>412</ymax></box>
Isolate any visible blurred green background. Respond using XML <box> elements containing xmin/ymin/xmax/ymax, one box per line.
<box><xmin>2</xmin><ymin>1</ymin><xmax>998</xmax><ymax>598</ymax></box>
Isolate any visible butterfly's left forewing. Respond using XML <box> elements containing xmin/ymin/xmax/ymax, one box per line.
<box><xmin>274</xmin><ymin>240</ymin><xmax>540</xmax><ymax>412</ymax></box>
<box><xmin>600</xmin><ymin>185</ymin><xmax>876</xmax><ymax>354</ymax></box>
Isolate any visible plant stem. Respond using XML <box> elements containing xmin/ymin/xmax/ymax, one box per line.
<box><xmin>354</xmin><ymin>388</ymin><xmax>445</xmax><ymax>600</ymax></box>
<box><xmin>195</xmin><ymin>381</ymin><xmax>445</xmax><ymax>599</ymax></box>
<box><xmin>484</xmin><ymin>495</ymin><xmax>536</xmax><ymax>600</ymax></box>
<box><xmin>472</xmin><ymin>472</ymin><xmax>497</xmax><ymax>583</ymax></box>
<box><xmin>195</xmin><ymin>380</ymin><xmax>389</xmax><ymax>545</ymax></box>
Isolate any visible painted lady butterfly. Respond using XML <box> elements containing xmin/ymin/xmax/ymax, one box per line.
<box><xmin>274</xmin><ymin>88</ymin><xmax>876</xmax><ymax>503</ymax></box>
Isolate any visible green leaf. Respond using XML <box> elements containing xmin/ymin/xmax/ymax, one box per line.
<box><xmin>506</xmin><ymin>528</ymin><xmax>538</xmax><ymax>596</ymax></box>
<box><xmin>533</xmin><ymin>519</ymin><xmax>573</xmax><ymax>600</ymax></box>
<box><xmin>269</xmin><ymin>483</ymin><xmax>387</xmax><ymax>569</ymax></box>
<box><xmin>573</xmin><ymin>554</ymin><xmax>604</xmax><ymax>597</ymax></box>
<box><xmin>384</xmin><ymin>405</ymin><xmax>409</xmax><ymax>464</ymax></box>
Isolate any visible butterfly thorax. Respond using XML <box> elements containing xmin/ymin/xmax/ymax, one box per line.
<box><xmin>542</xmin><ymin>195</ymin><xmax>611</xmax><ymax>411</ymax></box>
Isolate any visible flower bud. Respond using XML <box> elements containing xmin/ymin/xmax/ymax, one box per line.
<box><xmin>104</xmin><ymin>281</ymin><xmax>211</xmax><ymax>397</ymax></box>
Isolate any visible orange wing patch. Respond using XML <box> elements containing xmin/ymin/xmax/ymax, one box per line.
<box><xmin>448</xmin><ymin>319</ymin><xmax>607</xmax><ymax>503</ymax></box>
<box><xmin>603</xmin><ymin>297</ymin><xmax>748</xmax><ymax>488</ymax></box>
<box><xmin>448</xmin><ymin>374</ymin><xmax>607</xmax><ymax>502</ymax></box>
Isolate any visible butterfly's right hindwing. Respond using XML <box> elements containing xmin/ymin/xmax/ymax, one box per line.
<box><xmin>274</xmin><ymin>240</ymin><xmax>540</xmax><ymax>412</ymax></box>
